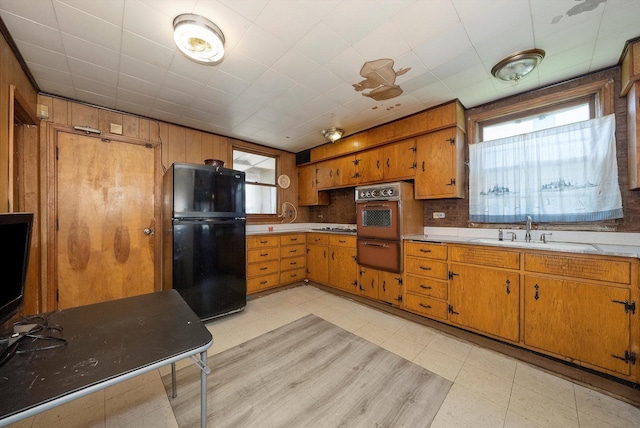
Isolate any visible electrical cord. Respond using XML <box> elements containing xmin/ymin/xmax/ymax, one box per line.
<box><xmin>279</xmin><ymin>201</ymin><xmax>297</xmax><ymax>224</ymax></box>
<box><xmin>12</xmin><ymin>315</ymin><xmax>68</xmax><ymax>354</ymax></box>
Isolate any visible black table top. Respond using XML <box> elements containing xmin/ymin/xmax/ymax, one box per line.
<box><xmin>0</xmin><ymin>290</ymin><xmax>212</xmax><ymax>421</ymax></box>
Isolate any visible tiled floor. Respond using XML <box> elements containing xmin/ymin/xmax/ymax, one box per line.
<box><xmin>9</xmin><ymin>285</ymin><xmax>640</xmax><ymax>427</ymax></box>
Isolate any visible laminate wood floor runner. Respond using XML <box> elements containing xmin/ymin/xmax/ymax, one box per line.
<box><xmin>163</xmin><ymin>314</ymin><xmax>452</xmax><ymax>427</ymax></box>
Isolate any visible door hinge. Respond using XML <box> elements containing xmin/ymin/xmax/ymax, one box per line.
<box><xmin>611</xmin><ymin>350</ymin><xmax>637</xmax><ymax>365</ymax></box>
<box><xmin>611</xmin><ymin>300</ymin><xmax>636</xmax><ymax>314</ymax></box>
<box><xmin>446</xmin><ymin>178</ymin><xmax>456</xmax><ymax>186</ymax></box>
<box><xmin>448</xmin><ymin>271</ymin><xmax>459</xmax><ymax>280</ymax></box>
<box><xmin>410</xmin><ymin>145</ymin><xmax>416</xmax><ymax>153</ymax></box>
<box><xmin>448</xmin><ymin>304</ymin><xmax>459</xmax><ymax>315</ymax></box>
<box><xmin>353</xmin><ymin>158</ymin><xmax>360</xmax><ymax>166</ymax></box>
<box><xmin>353</xmin><ymin>172</ymin><xmax>360</xmax><ymax>179</ymax></box>
<box><xmin>394</xmin><ymin>277</ymin><xmax>402</xmax><ymax>285</ymax></box>
<box><xmin>410</xmin><ymin>162</ymin><xmax>417</xmax><ymax>169</ymax></box>
<box><xmin>56</xmin><ymin>289</ymin><xmax>59</xmax><ymax>303</ymax></box>
<box><xmin>396</xmin><ymin>295</ymin><xmax>403</xmax><ymax>303</ymax></box>
<box><xmin>447</xmin><ymin>137</ymin><xmax>455</xmax><ymax>145</ymax></box>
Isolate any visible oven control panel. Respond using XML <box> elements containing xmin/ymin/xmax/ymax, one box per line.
<box><xmin>355</xmin><ymin>182</ymin><xmax>402</xmax><ymax>201</ymax></box>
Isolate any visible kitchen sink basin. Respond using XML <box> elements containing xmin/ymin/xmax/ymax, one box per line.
<box><xmin>468</xmin><ymin>238</ymin><xmax>600</xmax><ymax>252</ymax></box>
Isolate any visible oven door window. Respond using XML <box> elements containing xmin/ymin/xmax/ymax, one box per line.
<box><xmin>362</xmin><ymin>210</ymin><xmax>392</xmax><ymax>228</ymax></box>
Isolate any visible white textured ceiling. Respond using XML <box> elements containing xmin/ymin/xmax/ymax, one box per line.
<box><xmin>0</xmin><ymin>0</ymin><xmax>638</xmax><ymax>153</ymax></box>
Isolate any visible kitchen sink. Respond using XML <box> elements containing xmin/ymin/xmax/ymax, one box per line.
<box><xmin>468</xmin><ymin>238</ymin><xmax>601</xmax><ymax>252</ymax></box>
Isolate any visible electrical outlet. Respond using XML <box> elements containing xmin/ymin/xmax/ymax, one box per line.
<box><xmin>432</xmin><ymin>212</ymin><xmax>445</xmax><ymax>219</ymax></box>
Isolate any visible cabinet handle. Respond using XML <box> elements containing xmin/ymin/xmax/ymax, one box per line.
<box><xmin>419</xmin><ymin>248</ymin><xmax>431</xmax><ymax>253</ymax></box>
<box><xmin>419</xmin><ymin>285</ymin><xmax>432</xmax><ymax>290</ymax></box>
<box><xmin>339</xmin><ymin>239</ymin><xmax>346</xmax><ymax>243</ymax></box>
<box><xmin>382</xmin><ymin>280</ymin><xmax>386</xmax><ymax>291</ymax></box>
<box><xmin>323</xmin><ymin>250</ymin><xmax>326</xmax><ymax>258</ymax></box>
<box><xmin>260</xmin><ymin>267</ymin><xmax>268</xmax><ymax>271</ymax></box>
<box><xmin>290</xmin><ymin>249</ymin><xmax>297</xmax><ymax>253</ymax></box>
<box><xmin>332</xmin><ymin>251</ymin><xmax>335</xmax><ymax>260</ymax></box>
<box><xmin>386</xmin><ymin>158</ymin><xmax>390</xmax><ymax>167</ymax></box>
<box><xmin>290</xmin><ymin>274</ymin><xmax>298</xmax><ymax>278</ymax></box>
<box><xmin>260</xmin><ymin>240</ymin><xmax>268</xmax><ymax>244</ymax></box>
<box><xmin>376</xmin><ymin>160</ymin><xmax>380</xmax><ymax>169</ymax></box>
<box><xmin>260</xmin><ymin>253</ymin><xmax>268</xmax><ymax>257</ymax></box>
<box><xmin>422</xmin><ymin>161</ymin><xmax>425</xmax><ymax>172</ymax></box>
<box><xmin>260</xmin><ymin>280</ymin><xmax>267</xmax><ymax>284</ymax></box>
<box><xmin>534</xmin><ymin>284</ymin><xmax>540</xmax><ymax>300</ymax></box>
<box><xmin>419</xmin><ymin>303</ymin><xmax>432</xmax><ymax>309</ymax></box>
<box><xmin>505</xmin><ymin>279</ymin><xmax>511</xmax><ymax>295</ymax></box>
<box><xmin>419</xmin><ymin>266</ymin><xmax>431</xmax><ymax>271</ymax></box>
<box><xmin>290</xmin><ymin>261</ymin><xmax>297</xmax><ymax>265</ymax></box>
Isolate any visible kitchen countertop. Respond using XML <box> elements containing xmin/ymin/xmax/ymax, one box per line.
<box><xmin>246</xmin><ymin>224</ymin><xmax>640</xmax><ymax>259</ymax></box>
<box><xmin>404</xmin><ymin>233</ymin><xmax>640</xmax><ymax>259</ymax></box>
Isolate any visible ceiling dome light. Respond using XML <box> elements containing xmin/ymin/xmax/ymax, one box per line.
<box><xmin>491</xmin><ymin>49</ymin><xmax>545</xmax><ymax>82</ymax></box>
<box><xmin>173</xmin><ymin>14</ymin><xmax>225</xmax><ymax>65</ymax></box>
<box><xmin>322</xmin><ymin>127</ymin><xmax>345</xmax><ymax>143</ymax></box>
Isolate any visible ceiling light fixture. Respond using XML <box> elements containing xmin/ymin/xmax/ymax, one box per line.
<box><xmin>491</xmin><ymin>48</ymin><xmax>545</xmax><ymax>82</ymax></box>
<box><xmin>173</xmin><ymin>13</ymin><xmax>225</xmax><ymax>65</ymax></box>
<box><xmin>322</xmin><ymin>127</ymin><xmax>345</xmax><ymax>143</ymax></box>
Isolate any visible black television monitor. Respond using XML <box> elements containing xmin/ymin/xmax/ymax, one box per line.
<box><xmin>0</xmin><ymin>212</ymin><xmax>33</xmax><ymax>332</ymax></box>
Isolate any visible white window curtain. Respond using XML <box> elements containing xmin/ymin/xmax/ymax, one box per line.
<box><xmin>469</xmin><ymin>114</ymin><xmax>622</xmax><ymax>223</ymax></box>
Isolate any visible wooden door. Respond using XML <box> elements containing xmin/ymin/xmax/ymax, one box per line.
<box><xmin>306</xmin><ymin>243</ymin><xmax>328</xmax><ymax>284</ymax></box>
<box><xmin>356</xmin><ymin>148</ymin><xmax>384</xmax><ymax>183</ymax></box>
<box><xmin>56</xmin><ymin>132</ymin><xmax>155</xmax><ymax>309</ymax></box>
<box><xmin>415</xmin><ymin>127</ymin><xmax>463</xmax><ymax>199</ymax></box>
<box><xmin>378</xmin><ymin>270</ymin><xmax>403</xmax><ymax>306</ymax></box>
<box><xmin>333</xmin><ymin>155</ymin><xmax>358</xmax><ymax>187</ymax></box>
<box><xmin>383</xmin><ymin>139</ymin><xmax>416</xmax><ymax>180</ymax></box>
<box><xmin>524</xmin><ymin>275</ymin><xmax>632</xmax><ymax>375</ymax></box>
<box><xmin>329</xmin><ymin>246</ymin><xmax>357</xmax><ymax>292</ymax></box>
<box><xmin>358</xmin><ymin>266</ymin><xmax>379</xmax><ymax>299</ymax></box>
<box><xmin>449</xmin><ymin>263</ymin><xmax>520</xmax><ymax>341</ymax></box>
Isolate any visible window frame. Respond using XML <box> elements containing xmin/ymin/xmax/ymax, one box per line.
<box><xmin>231</xmin><ymin>145</ymin><xmax>281</xmax><ymax>220</ymax></box>
<box><xmin>468</xmin><ymin>78</ymin><xmax>615</xmax><ymax>145</ymax></box>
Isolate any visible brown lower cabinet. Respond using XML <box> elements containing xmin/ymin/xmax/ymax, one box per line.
<box><xmin>248</xmin><ymin>233</ymin><xmax>639</xmax><ymax>385</ymax></box>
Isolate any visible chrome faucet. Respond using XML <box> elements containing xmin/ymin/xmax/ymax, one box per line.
<box><xmin>525</xmin><ymin>216</ymin><xmax>532</xmax><ymax>242</ymax></box>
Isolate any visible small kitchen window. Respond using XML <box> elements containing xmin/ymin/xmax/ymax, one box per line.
<box><xmin>232</xmin><ymin>149</ymin><xmax>277</xmax><ymax>215</ymax></box>
<box><xmin>467</xmin><ymin>78</ymin><xmax>622</xmax><ymax>224</ymax></box>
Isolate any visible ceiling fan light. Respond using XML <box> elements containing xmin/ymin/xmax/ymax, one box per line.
<box><xmin>491</xmin><ymin>49</ymin><xmax>545</xmax><ymax>82</ymax></box>
<box><xmin>322</xmin><ymin>127</ymin><xmax>345</xmax><ymax>143</ymax></box>
<box><xmin>173</xmin><ymin>14</ymin><xmax>225</xmax><ymax>65</ymax></box>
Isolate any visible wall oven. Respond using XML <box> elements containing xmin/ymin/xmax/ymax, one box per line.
<box><xmin>355</xmin><ymin>182</ymin><xmax>423</xmax><ymax>273</ymax></box>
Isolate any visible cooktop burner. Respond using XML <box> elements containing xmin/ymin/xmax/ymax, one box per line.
<box><xmin>311</xmin><ymin>227</ymin><xmax>357</xmax><ymax>233</ymax></box>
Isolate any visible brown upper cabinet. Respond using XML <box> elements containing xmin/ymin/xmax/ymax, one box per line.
<box><xmin>414</xmin><ymin>127</ymin><xmax>465</xmax><ymax>199</ymax></box>
<box><xmin>298</xmin><ymin>100</ymin><xmax>466</xmax><ymax>203</ymax></box>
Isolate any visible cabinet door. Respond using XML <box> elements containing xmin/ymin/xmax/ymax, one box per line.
<box><xmin>358</xmin><ymin>266</ymin><xmax>379</xmax><ymax>299</ymax></box>
<box><xmin>356</xmin><ymin>147</ymin><xmax>384</xmax><ymax>183</ymax></box>
<box><xmin>315</xmin><ymin>160</ymin><xmax>334</xmax><ymax>189</ymax></box>
<box><xmin>333</xmin><ymin>155</ymin><xmax>358</xmax><ymax>186</ymax></box>
<box><xmin>524</xmin><ymin>275</ymin><xmax>632</xmax><ymax>376</ymax></box>
<box><xmin>383</xmin><ymin>139</ymin><xmax>416</xmax><ymax>180</ymax></box>
<box><xmin>306</xmin><ymin>243</ymin><xmax>328</xmax><ymax>284</ymax></box>
<box><xmin>297</xmin><ymin>164</ymin><xmax>328</xmax><ymax>206</ymax></box>
<box><xmin>329</xmin><ymin>246</ymin><xmax>358</xmax><ymax>293</ymax></box>
<box><xmin>379</xmin><ymin>270</ymin><xmax>403</xmax><ymax>306</ymax></box>
<box><xmin>415</xmin><ymin>127</ymin><xmax>464</xmax><ymax>199</ymax></box>
<box><xmin>449</xmin><ymin>263</ymin><xmax>520</xmax><ymax>341</ymax></box>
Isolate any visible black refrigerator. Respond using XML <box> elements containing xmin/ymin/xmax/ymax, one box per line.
<box><xmin>162</xmin><ymin>162</ymin><xmax>246</xmax><ymax>320</ymax></box>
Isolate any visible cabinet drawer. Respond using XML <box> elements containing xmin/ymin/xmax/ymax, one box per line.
<box><xmin>405</xmin><ymin>293</ymin><xmax>448</xmax><ymax>320</ymax></box>
<box><xmin>329</xmin><ymin>235</ymin><xmax>356</xmax><ymax>247</ymax></box>
<box><xmin>405</xmin><ymin>275</ymin><xmax>447</xmax><ymax>299</ymax></box>
<box><xmin>280</xmin><ymin>268</ymin><xmax>306</xmax><ymax>284</ymax></box>
<box><xmin>247</xmin><ymin>273</ymin><xmax>279</xmax><ymax>293</ymax></box>
<box><xmin>525</xmin><ymin>253</ymin><xmax>631</xmax><ymax>284</ymax></box>
<box><xmin>450</xmin><ymin>245</ymin><xmax>520</xmax><ymax>270</ymax></box>
<box><xmin>405</xmin><ymin>241</ymin><xmax>447</xmax><ymax>260</ymax></box>
<box><xmin>280</xmin><ymin>233</ymin><xmax>306</xmax><ymax>245</ymax></box>
<box><xmin>247</xmin><ymin>260</ymin><xmax>279</xmax><ymax>277</ymax></box>
<box><xmin>405</xmin><ymin>257</ymin><xmax>448</xmax><ymax>280</ymax></box>
<box><xmin>247</xmin><ymin>247</ymin><xmax>279</xmax><ymax>263</ymax></box>
<box><xmin>280</xmin><ymin>255</ymin><xmax>306</xmax><ymax>271</ymax></box>
<box><xmin>307</xmin><ymin>233</ymin><xmax>329</xmax><ymax>245</ymax></box>
<box><xmin>280</xmin><ymin>243</ymin><xmax>306</xmax><ymax>258</ymax></box>
<box><xmin>247</xmin><ymin>235</ymin><xmax>279</xmax><ymax>249</ymax></box>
